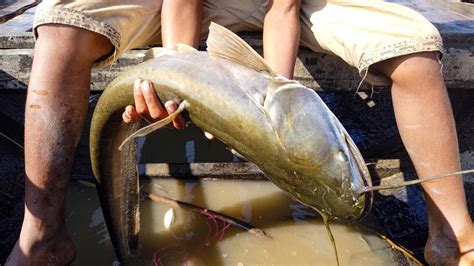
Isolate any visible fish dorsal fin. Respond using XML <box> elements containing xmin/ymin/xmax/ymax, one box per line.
<box><xmin>206</xmin><ymin>22</ymin><xmax>275</xmax><ymax>74</ymax></box>
<box><xmin>144</xmin><ymin>47</ymin><xmax>177</xmax><ymax>61</ymax></box>
<box><xmin>144</xmin><ymin>44</ymin><xmax>196</xmax><ymax>61</ymax></box>
<box><xmin>176</xmin><ymin>43</ymin><xmax>198</xmax><ymax>52</ymax></box>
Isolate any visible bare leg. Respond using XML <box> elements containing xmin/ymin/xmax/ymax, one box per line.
<box><xmin>373</xmin><ymin>52</ymin><xmax>474</xmax><ymax>265</ymax></box>
<box><xmin>263</xmin><ymin>0</ymin><xmax>301</xmax><ymax>79</ymax></box>
<box><xmin>6</xmin><ymin>25</ymin><xmax>113</xmax><ymax>265</ymax></box>
<box><xmin>122</xmin><ymin>1</ymin><xmax>202</xmax><ymax>134</ymax></box>
<box><xmin>161</xmin><ymin>0</ymin><xmax>203</xmax><ymax>49</ymax></box>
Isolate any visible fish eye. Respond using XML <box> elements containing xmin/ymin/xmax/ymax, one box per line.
<box><xmin>336</xmin><ymin>150</ymin><xmax>348</xmax><ymax>163</ymax></box>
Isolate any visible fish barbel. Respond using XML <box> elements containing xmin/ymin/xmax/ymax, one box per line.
<box><xmin>90</xmin><ymin>23</ymin><xmax>372</xmax><ymax>261</ymax></box>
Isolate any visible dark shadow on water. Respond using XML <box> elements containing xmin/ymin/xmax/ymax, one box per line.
<box><xmin>0</xmin><ymin>112</ymin><xmax>25</xmax><ymax>264</ymax></box>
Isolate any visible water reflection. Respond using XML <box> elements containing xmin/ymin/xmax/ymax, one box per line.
<box><xmin>67</xmin><ymin>179</ymin><xmax>419</xmax><ymax>265</ymax></box>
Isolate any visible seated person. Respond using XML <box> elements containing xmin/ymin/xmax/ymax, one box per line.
<box><xmin>7</xmin><ymin>0</ymin><xmax>473</xmax><ymax>265</ymax></box>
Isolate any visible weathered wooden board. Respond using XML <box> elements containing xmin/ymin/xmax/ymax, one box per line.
<box><xmin>137</xmin><ymin>159</ymin><xmax>408</xmax><ymax>180</ymax></box>
<box><xmin>1</xmin><ymin>0</ymin><xmax>472</xmax><ymax>46</ymax></box>
<box><xmin>0</xmin><ymin>0</ymin><xmax>473</xmax><ymax>91</ymax></box>
<box><xmin>0</xmin><ymin>0</ymin><xmax>40</xmax><ymax>24</ymax></box>
<box><xmin>0</xmin><ymin>3</ymin><xmax>35</xmax><ymax>46</ymax></box>
<box><xmin>389</xmin><ymin>0</ymin><xmax>473</xmax><ymax>21</ymax></box>
<box><xmin>1</xmin><ymin>43</ymin><xmax>471</xmax><ymax>92</ymax></box>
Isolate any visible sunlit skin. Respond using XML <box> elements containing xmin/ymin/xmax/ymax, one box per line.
<box><xmin>123</xmin><ymin>0</ymin><xmax>203</xmax><ymax>134</ymax></box>
<box><xmin>6</xmin><ymin>25</ymin><xmax>113</xmax><ymax>265</ymax></box>
<box><xmin>161</xmin><ymin>0</ymin><xmax>203</xmax><ymax>50</ymax></box>
<box><xmin>263</xmin><ymin>0</ymin><xmax>301</xmax><ymax>79</ymax></box>
<box><xmin>372</xmin><ymin>53</ymin><xmax>474</xmax><ymax>265</ymax></box>
<box><xmin>5</xmin><ymin>1</ymin><xmax>202</xmax><ymax>263</ymax></box>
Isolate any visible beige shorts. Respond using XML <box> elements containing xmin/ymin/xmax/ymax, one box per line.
<box><xmin>33</xmin><ymin>0</ymin><xmax>443</xmax><ymax>86</ymax></box>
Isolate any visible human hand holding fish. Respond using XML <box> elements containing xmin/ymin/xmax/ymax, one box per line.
<box><xmin>122</xmin><ymin>78</ymin><xmax>215</xmax><ymax>140</ymax></box>
<box><xmin>122</xmin><ymin>78</ymin><xmax>186</xmax><ymax>129</ymax></box>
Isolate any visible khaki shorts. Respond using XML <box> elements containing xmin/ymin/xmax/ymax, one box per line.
<box><xmin>34</xmin><ymin>0</ymin><xmax>443</xmax><ymax>86</ymax></box>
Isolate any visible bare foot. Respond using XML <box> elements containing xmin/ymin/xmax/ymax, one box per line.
<box><xmin>425</xmin><ymin>225</ymin><xmax>474</xmax><ymax>266</ymax></box>
<box><xmin>6</xmin><ymin>220</ymin><xmax>76</xmax><ymax>266</ymax></box>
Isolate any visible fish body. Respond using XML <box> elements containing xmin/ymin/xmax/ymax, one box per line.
<box><xmin>90</xmin><ymin>23</ymin><xmax>372</xmax><ymax>261</ymax></box>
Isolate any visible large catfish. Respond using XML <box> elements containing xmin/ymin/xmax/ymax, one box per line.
<box><xmin>91</xmin><ymin>23</ymin><xmax>464</xmax><ymax>262</ymax></box>
<box><xmin>90</xmin><ymin>22</ymin><xmax>371</xmax><ymax>261</ymax></box>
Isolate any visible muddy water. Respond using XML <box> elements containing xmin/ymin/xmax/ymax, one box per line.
<box><xmin>66</xmin><ymin>178</ymin><xmax>418</xmax><ymax>265</ymax></box>
<box><xmin>139</xmin><ymin>179</ymin><xmax>416</xmax><ymax>265</ymax></box>
<box><xmin>66</xmin><ymin>180</ymin><xmax>117</xmax><ymax>265</ymax></box>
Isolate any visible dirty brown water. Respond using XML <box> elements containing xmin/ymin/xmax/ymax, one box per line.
<box><xmin>66</xmin><ymin>177</ymin><xmax>416</xmax><ymax>265</ymax></box>
<box><xmin>66</xmin><ymin>127</ymin><xmax>419</xmax><ymax>265</ymax></box>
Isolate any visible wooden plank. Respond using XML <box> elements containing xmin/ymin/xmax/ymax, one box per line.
<box><xmin>132</xmin><ymin>155</ymin><xmax>474</xmax><ymax>200</ymax></box>
<box><xmin>0</xmin><ymin>6</ymin><xmax>35</xmax><ymax>36</ymax></box>
<box><xmin>389</xmin><ymin>0</ymin><xmax>474</xmax><ymax>21</ymax></box>
<box><xmin>0</xmin><ymin>0</ymin><xmax>472</xmax><ymax>91</ymax></box>
<box><xmin>389</xmin><ymin>0</ymin><xmax>474</xmax><ymax>42</ymax></box>
<box><xmin>136</xmin><ymin>159</ymin><xmax>408</xmax><ymax>180</ymax></box>
<box><xmin>0</xmin><ymin>49</ymin><xmax>147</xmax><ymax>91</ymax></box>
<box><xmin>0</xmin><ymin>1</ymin><xmax>473</xmax><ymax>48</ymax></box>
<box><xmin>0</xmin><ymin>31</ymin><xmax>33</xmax><ymax>48</ymax></box>
<box><xmin>0</xmin><ymin>0</ymin><xmax>40</xmax><ymax>24</ymax></box>
<box><xmin>0</xmin><ymin>48</ymin><xmax>322</xmax><ymax>91</ymax></box>
<box><xmin>139</xmin><ymin>162</ymin><xmax>266</xmax><ymax>180</ymax></box>
<box><xmin>1</xmin><ymin>43</ymin><xmax>472</xmax><ymax>92</ymax></box>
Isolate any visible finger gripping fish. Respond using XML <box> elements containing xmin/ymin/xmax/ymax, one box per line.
<box><xmin>90</xmin><ymin>23</ymin><xmax>373</xmax><ymax>261</ymax></box>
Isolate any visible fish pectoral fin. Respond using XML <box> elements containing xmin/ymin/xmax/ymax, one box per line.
<box><xmin>176</xmin><ymin>43</ymin><xmax>198</xmax><ymax>52</ymax></box>
<box><xmin>206</xmin><ymin>22</ymin><xmax>275</xmax><ymax>74</ymax></box>
<box><xmin>144</xmin><ymin>47</ymin><xmax>177</xmax><ymax>61</ymax></box>
<box><xmin>118</xmin><ymin>100</ymin><xmax>189</xmax><ymax>151</ymax></box>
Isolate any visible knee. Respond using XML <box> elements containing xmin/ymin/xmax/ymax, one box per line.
<box><xmin>35</xmin><ymin>24</ymin><xmax>113</xmax><ymax>66</ymax></box>
<box><xmin>373</xmin><ymin>52</ymin><xmax>443</xmax><ymax>88</ymax></box>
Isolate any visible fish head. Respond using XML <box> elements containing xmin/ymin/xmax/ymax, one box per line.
<box><xmin>265</xmin><ymin>84</ymin><xmax>372</xmax><ymax>221</ymax></box>
<box><xmin>283</xmin><ymin>116</ymin><xmax>373</xmax><ymax>221</ymax></box>
<box><xmin>204</xmin><ymin>21</ymin><xmax>374</xmax><ymax>221</ymax></box>
<box><xmin>309</xmin><ymin>115</ymin><xmax>373</xmax><ymax>221</ymax></box>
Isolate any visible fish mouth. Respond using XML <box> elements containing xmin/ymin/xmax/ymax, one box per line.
<box><xmin>344</xmin><ymin>134</ymin><xmax>373</xmax><ymax>220</ymax></box>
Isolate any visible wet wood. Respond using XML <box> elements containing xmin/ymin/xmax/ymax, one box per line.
<box><xmin>0</xmin><ymin>0</ymin><xmax>40</xmax><ymax>24</ymax></box>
